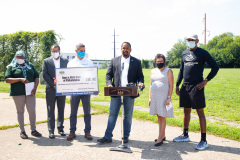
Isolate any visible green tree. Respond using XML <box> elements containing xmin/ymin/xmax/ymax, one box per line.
<box><xmin>141</xmin><ymin>59</ymin><xmax>149</xmax><ymax>68</ymax></box>
<box><xmin>0</xmin><ymin>35</ymin><xmax>9</xmax><ymax>80</ymax></box>
<box><xmin>203</xmin><ymin>32</ymin><xmax>240</xmax><ymax>68</ymax></box>
<box><xmin>101</xmin><ymin>61</ymin><xmax>108</xmax><ymax>69</ymax></box>
<box><xmin>0</xmin><ymin>30</ymin><xmax>59</xmax><ymax>78</ymax></box>
<box><xmin>166</xmin><ymin>39</ymin><xmax>187</xmax><ymax>68</ymax></box>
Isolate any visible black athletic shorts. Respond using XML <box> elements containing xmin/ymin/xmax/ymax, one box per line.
<box><xmin>179</xmin><ymin>83</ymin><xmax>206</xmax><ymax>109</ymax></box>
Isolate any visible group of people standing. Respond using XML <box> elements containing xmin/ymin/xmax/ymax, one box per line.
<box><xmin>5</xmin><ymin>34</ymin><xmax>219</xmax><ymax>151</ymax></box>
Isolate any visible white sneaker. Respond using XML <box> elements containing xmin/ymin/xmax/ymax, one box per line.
<box><xmin>195</xmin><ymin>140</ymin><xmax>209</xmax><ymax>150</ymax></box>
<box><xmin>173</xmin><ymin>134</ymin><xmax>190</xmax><ymax>142</ymax></box>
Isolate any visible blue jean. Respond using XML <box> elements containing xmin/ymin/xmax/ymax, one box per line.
<box><xmin>104</xmin><ymin>96</ymin><xmax>135</xmax><ymax>139</ymax></box>
<box><xmin>69</xmin><ymin>95</ymin><xmax>91</xmax><ymax>134</ymax></box>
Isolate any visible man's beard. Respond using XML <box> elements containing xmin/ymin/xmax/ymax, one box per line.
<box><xmin>123</xmin><ymin>52</ymin><xmax>128</xmax><ymax>58</ymax></box>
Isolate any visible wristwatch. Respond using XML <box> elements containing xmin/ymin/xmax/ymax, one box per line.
<box><xmin>205</xmin><ymin>78</ymin><xmax>208</xmax><ymax>81</ymax></box>
<box><xmin>167</xmin><ymin>96</ymin><xmax>171</xmax><ymax>99</ymax></box>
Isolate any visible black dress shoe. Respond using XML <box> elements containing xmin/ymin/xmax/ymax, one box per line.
<box><xmin>155</xmin><ymin>140</ymin><xmax>163</xmax><ymax>146</ymax></box>
<box><xmin>123</xmin><ymin>137</ymin><xmax>129</xmax><ymax>143</ymax></box>
<box><xmin>31</xmin><ymin>130</ymin><xmax>42</xmax><ymax>137</ymax></box>
<box><xmin>49</xmin><ymin>133</ymin><xmax>55</xmax><ymax>139</ymax></box>
<box><xmin>154</xmin><ymin>137</ymin><xmax>166</xmax><ymax>142</ymax></box>
<box><xmin>97</xmin><ymin>137</ymin><xmax>112</xmax><ymax>143</ymax></box>
<box><xmin>58</xmin><ymin>130</ymin><xmax>66</xmax><ymax>136</ymax></box>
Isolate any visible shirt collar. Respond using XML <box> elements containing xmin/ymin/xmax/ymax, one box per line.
<box><xmin>121</xmin><ymin>55</ymin><xmax>130</xmax><ymax>63</ymax></box>
<box><xmin>76</xmin><ymin>57</ymin><xmax>85</xmax><ymax>61</ymax></box>
<box><xmin>53</xmin><ymin>57</ymin><xmax>60</xmax><ymax>62</ymax></box>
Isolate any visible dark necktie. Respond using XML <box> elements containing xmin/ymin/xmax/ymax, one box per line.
<box><xmin>121</xmin><ymin>62</ymin><xmax>124</xmax><ymax>71</ymax></box>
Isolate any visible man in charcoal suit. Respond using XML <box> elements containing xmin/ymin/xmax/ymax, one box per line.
<box><xmin>42</xmin><ymin>44</ymin><xmax>68</xmax><ymax>139</ymax></box>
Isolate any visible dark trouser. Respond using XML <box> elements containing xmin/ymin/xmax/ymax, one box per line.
<box><xmin>70</xmin><ymin>95</ymin><xmax>91</xmax><ymax>134</ymax></box>
<box><xmin>46</xmin><ymin>92</ymin><xmax>66</xmax><ymax>134</ymax></box>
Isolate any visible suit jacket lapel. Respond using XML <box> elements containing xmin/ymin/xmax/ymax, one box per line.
<box><xmin>117</xmin><ymin>56</ymin><xmax>121</xmax><ymax>79</ymax></box>
<box><xmin>128</xmin><ymin>56</ymin><xmax>133</xmax><ymax>76</ymax></box>
<box><xmin>49</xmin><ymin>58</ymin><xmax>55</xmax><ymax>71</ymax></box>
<box><xmin>60</xmin><ymin>57</ymin><xmax>64</xmax><ymax>68</ymax></box>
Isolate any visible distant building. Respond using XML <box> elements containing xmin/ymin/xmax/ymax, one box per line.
<box><xmin>61</xmin><ymin>53</ymin><xmax>88</xmax><ymax>61</ymax></box>
<box><xmin>61</xmin><ymin>53</ymin><xmax>110</xmax><ymax>68</ymax></box>
<box><xmin>91</xmin><ymin>59</ymin><xmax>111</xmax><ymax>69</ymax></box>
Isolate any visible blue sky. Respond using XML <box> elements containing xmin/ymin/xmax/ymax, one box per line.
<box><xmin>1</xmin><ymin>0</ymin><xmax>240</xmax><ymax>60</ymax></box>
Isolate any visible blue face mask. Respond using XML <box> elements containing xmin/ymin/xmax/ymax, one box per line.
<box><xmin>77</xmin><ymin>51</ymin><xmax>85</xmax><ymax>58</ymax></box>
<box><xmin>187</xmin><ymin>41</ymin><xmax>196</xmax><ymax>49</ymax></box>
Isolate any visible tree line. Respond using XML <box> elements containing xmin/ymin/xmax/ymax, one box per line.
<box><xmin>0</xmin><ymin>30</ymin><xmax>59</xmax><ymax>80</ymax></box>
<box><xmin>166</xmin><ymin>32</ymin><xmax>240</xmax><ymax>68</ymax></box>
<box><xmin>0</xmin><ymin>31</ymin><xmax>239</xmax><ymax>80</ymax></box>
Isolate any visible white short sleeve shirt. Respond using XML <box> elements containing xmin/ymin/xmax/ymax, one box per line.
<box><xmin>67</xmin><ymin>57</ymin><xmax>94</xmax><ymax>68</ymax></box>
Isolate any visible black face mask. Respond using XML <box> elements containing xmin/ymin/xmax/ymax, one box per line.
<box><xmin>156</xmin><ymin>62</ymin><xmax>164</xmax><ymax>69</ymax></box>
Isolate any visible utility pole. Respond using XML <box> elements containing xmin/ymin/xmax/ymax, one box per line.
<box><xmin>113</xmin><ymin>28</ymin><xmax>118</xmax><ymax>58</ymax></box>
<box><xmin>204</xmin><ymin>13</ymin><xmax>206</xmax><ymax>45</ymax></box>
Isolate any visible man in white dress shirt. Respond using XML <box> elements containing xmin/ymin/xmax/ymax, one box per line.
<box><xmin>97</xmin><ymin>42</ymin><xmax>144</xmax><ymax>144</ymax></box>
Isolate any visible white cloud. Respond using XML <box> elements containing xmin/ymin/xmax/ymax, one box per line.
<box><xmin>201</xmin><ymin>0</ymin><xmax>233</xmax><ymax>5</ymax></box>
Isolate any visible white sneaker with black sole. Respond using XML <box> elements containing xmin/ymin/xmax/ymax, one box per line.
<box><xmin>173</xmin><ymin>134</ymin><xmax>190</xmax><ymax>142</ymax></box>
<box><xmin>195</xmin><ymin>140</ymin><xmax>209</xmax><ymax>150</ymax></box>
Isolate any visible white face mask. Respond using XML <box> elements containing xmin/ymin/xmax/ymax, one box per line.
<box><xmin>187</xmin><ymin>41</ymin><xmax>196</xmax><ymax>49</ymax></box>
<box><xmin>52</xmin><ymin>52</ymin><xmax>60</xmax><ymax>59</ymax></box>
<box><xmin>16</xmin><ymin>59</ymin><xmax>25</xmax><ymax>64</ymax></box>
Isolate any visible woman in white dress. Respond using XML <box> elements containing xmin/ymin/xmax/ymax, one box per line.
<box><xmin>149</xmin><ymin>54</ymin><xmax>174</xmax><ymax>146</ymax></box>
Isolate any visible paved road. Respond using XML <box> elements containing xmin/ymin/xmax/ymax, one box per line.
<box><xmin>0</xmin><ymin>93</ymin><xmax>240</xmax><ymax>160</ymax></box>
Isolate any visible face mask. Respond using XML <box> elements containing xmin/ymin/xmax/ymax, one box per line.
<box><xmin>187</xmin><ymin>41</ymin><xmax>196</xmax><ymax>49</ymax></box>
<box><xmin>16</xmin><ymin>59</ymin><xmax>25</xmax><ymax>65</ymax></box>
<box><xmin>52</xmin><ymin>52</ymin><xmax>60</xmax><ymax>59</ymax></box>
<box><xmin>156</xmin><ymin>62</ymin><xmax>164</xmax><ymax>69</ymax></box>
<box><xmin>77</xmin><ymin>51</ymin><xmax>85</xmax><ymax>58</ymax></box>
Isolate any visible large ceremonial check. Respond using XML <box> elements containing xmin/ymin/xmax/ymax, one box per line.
<box><xmin>55</xmin><ymin>67</ymin><xmax>99</xmax><ymax>96</ymax></box>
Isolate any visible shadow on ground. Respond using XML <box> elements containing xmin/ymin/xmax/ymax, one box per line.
<box><xmin>29</xmin><ymin>134</ymin><xmax>240</xmax><ymax>159</ymax></box>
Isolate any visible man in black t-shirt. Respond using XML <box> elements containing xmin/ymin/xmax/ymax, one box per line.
<box><xmin>173</xmin><ymin>35</ymin><xmax>219</xmax><ymax>150</ymax></box>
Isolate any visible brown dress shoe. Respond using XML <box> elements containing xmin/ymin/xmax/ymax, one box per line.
<box><xmin>85</xmin><ymin>133</ymin><xmax>93</xmax><ymax>140</ymax></box>
<box><xmin>67</xmin><ymin>133</ymin><xmax>76</xmax><ymax>141</ymax></box>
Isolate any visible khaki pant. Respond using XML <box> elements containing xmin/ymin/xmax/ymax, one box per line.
<box><xmin>12</xmin><ymin>95</ymin><xmax>36</xmax><ymax>132</ymax></box>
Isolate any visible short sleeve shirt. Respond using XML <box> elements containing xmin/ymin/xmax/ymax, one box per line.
<box><xmin>5</xmin><ymin>64</ymin><xmax>39</xmax><ymax>96</ymax></box>
<box><xmin>67</xmin><ymin>57</ymin><xmax>94</xmax><ymax>68</ymax></box>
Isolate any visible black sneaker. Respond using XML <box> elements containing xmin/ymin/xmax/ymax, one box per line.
<box><xmin>49</xmin><ymin>133</ymin><xmax>55</xmax><ymax>139</ymax></box>
<box><xmin>97</xmin><ymin>137</ymin><xmax>112</xmax><ymax>143</ymax></box>
<box><xmin>58</xmin><ymin>130</ymin><xmax>66</xmax><ymax>136</ymax></box>
<box><xmin>20</xmin><ymin>132</ymin><xmax>28</xmax><ymax>139</ymax></box>
<box><xmin>31</xmin><ymin>130</ymin><xmax>42</xmax><ymax>137</ymax></box>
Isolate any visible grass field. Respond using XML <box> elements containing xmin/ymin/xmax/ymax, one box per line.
<box><xmin>0</xmin><ymin>68</ymin><xmax>240</xmax><ymax>141</ymax></box>
<box><xmin>93</xmin><ymin>68</ymin><xmax>240</xmax><ymax>122</ymax></box>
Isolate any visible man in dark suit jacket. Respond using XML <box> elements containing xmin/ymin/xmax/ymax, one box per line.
<box><xmin>97</xmin><ymin>42</ymin><xmax>144</xmax><ymax>144</ymax></box>
<box><xmin>42</xmin><ymin>44</ymin><xmax>68</xmax><ymax>139</ymax></box>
